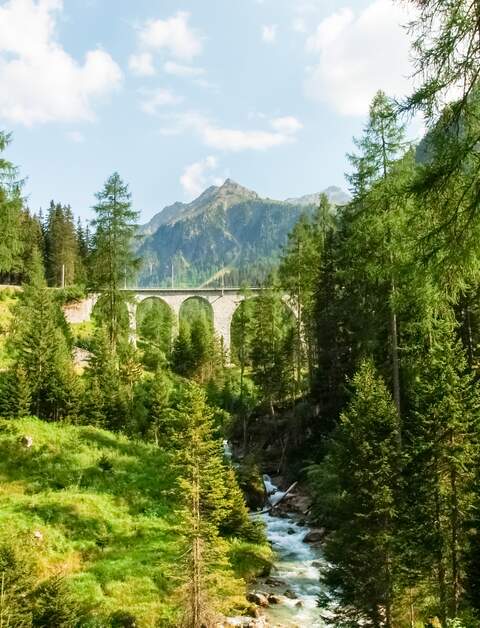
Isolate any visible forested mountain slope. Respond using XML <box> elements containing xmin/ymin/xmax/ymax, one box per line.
<box><xmin>137</xmin><ymin>180</ymin><xmax>349</xmax><ymax>287</ymax></box>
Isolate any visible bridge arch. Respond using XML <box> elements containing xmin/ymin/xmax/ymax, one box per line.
<box><xmin>229</xmin><ymin>294</ymin><xmax>297</xmax><ymax>365</ymax></box>
<box><xmin>179</xmin><ymin>296</ymin><xmax>214</xmax><ymax>332</ymax></box>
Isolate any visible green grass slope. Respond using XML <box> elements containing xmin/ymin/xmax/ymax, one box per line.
<box><xmin>0</xmin><ymin>418</ymin><xmax>266</xmax><ymax>626</ymax></box>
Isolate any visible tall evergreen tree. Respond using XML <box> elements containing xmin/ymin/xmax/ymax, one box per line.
<box><xmin>3</xmin><ymin>249</ymin><xmax>78</xmax><ymax>420</ymax></box>
<box><xmin>249</xmin><ymin>287</ymin><xmax>295</xmax><ymax>414</ymax></box>
<box><xmin>0</xmin><ymin>131</ymin><xmax>24</xmax><ymax>283</ymax></box>
<box><xmin>402</xmin><ymin>320</ymin><xmax>480</xmax><ymax>626</ymax></box>
<box><xmin>346</xmin><ymin>91</ymin><xmax>409</xmax><ymax>418</ymax></box>
<box><xmin>44</xmin><ymin>202</ymin><xmax>82</xmax><ymax>287</ymax></box>
<box><xmin>89</xmin><ymin>173</ymin><xmax>140</xmax><ymax>349</ymax></box>
<box><xmin>311</xmin><ymin>360</ymin><xmax>401</xmax><ymax>627</ymax></box>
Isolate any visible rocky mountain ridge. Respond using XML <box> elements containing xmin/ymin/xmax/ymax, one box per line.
<box><xmin>137</xmin><ymin>180</ymin><xmax>350</xmax><ymax>287</ymax></box>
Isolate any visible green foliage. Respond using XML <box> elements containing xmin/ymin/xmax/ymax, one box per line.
<box><xmin>1</xmin><ymin>254</ymin><xmax>79</xmax><ymax>421</ymax></box>
<box><xmin>0</xmin><ymin>131</ymin><xmax>24</xmax><ymax>281</ymax></box>
<box><xmin>136</xmin><ymin>298</ymin><xmax>173</xmax><ymax>370</ymax></box>
<box><xmin>43</xmin><ymin>201</ymin><xmax>84</xmax><ymax>287</ymax></box>
<box><xmin>310</xmin><ymin>360</ymin><xmax>401</xmax><ymax>626</ymax></box>
<box><xmin>249</xmin><ymin>288</ymin><xmax>296</xmax><ymax>412</ymax></box>
<box><xmin>0</xmin><ymin>541</ymin><xmax>84</xmax><ymax>628</ymax></box>
<box><xmin>89</xmin><ymin>173</ymin><xmax>140</xmax><ymax>349</ymax></box>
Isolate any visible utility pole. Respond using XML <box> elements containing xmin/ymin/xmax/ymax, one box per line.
<box><xmin>61</xmin><ymin>264</ymin><xmax>65</xmax><ymax>288</ymax></box>
<box><xmin>171</xmin><ymin>260</ymin><xmax>174</xmax><ymax>289</ymax></box>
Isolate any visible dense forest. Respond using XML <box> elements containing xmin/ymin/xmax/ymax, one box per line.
<box><xmin>1</xmin><ymin>0</ymin><xmax>480</xmax><ymax>626</ymax></box>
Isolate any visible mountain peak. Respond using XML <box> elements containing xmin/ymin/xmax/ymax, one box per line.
<box><xmin>212</xmin><ymin>178</ymin><xmax>258</xmax><ymax>206</ymax></box>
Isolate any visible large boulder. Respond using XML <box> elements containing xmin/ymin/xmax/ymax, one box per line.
<box><xmin>303</xmin><ymin>528</ymin><xmax>326</xmax><ymax>544</ymax></box>
<box><xmin>247</xmin><ymin>592</ymin><xmax>269</xmax><ymax>607</ymax></box>
<box><xmin>283</xmin><ymin>589</ymin><xmax>298</xmax><ymax>600</ymax></box>
<box><xmin>267</xmin><ymin>594</ymin><xmax>282</xmax><ymax>605</ymax></box>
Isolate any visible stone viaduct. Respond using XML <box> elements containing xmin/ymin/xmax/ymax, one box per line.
<box><xmin>64</xmin><ymin>288</ymin><xmax>263</xmax><ymax>355</ymax></box>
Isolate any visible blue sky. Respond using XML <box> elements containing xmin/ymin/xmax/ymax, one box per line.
<box><xmin>0</xmin><ymin>0</ymin><xmax>418</xmax><ymax>223</ymax></box>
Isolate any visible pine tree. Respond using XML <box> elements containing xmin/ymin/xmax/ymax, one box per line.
<box><xmin>346</xmin><ymin>91</ymin><xmax>409</xmax><ymax>419</ymax></box>
<box><xmin>0</xmin><ymin>131</ymin><xmax>24</xmax><ymax>283</ymax></box>
<box><xmin>146</xmin><ymin>370</ymin><xmax>172</xmax><ymax>445</ymax></box>
<box><xmin>89</xmin><ymin>173</ymin><xmax>140</xmax><ymax>350</ymax></box>
<box><xmin>313</xmin><ymin>360</ymin><xmax>401</xmax><ymax>627</ymax></box>
<box><xmin>4</xmin><ymin>249</ymin><xmax>78</xmax><ymax>421</ymax></box>
<box><xmin>44</xmin><ymin>202</ymin><xmax>81</xmax><ymax>287</ymax></box>
<box><xmin>171</xmin><ymin>383</ymin><xmax>234</xmax><ymax>627</ymax></box>
<box><xmin>402</xmin><ymin>320</ymin><xmax>480</xmax><ymax>625</ymax></box>
<box><xmin>83</xmin><ymin>327</ymin><xmax>127</xmax><ymax>430</ymax></box>
<box><xmin>404</xmin><ymin>0</ymin><xmax>480</xmax><ymax>121</ymax></box>
<box><xmin>278</xmin><ymin>197</ymin><xmax>335</xmax><ymax>391</ymax></box>
<box><xmin>171</xmin><ymin>324</ymin><xmax>194</xmax><ymax>377</ymax></box>
<box><xmin>249</xmin><ymin>287</ymin><xmax>295</xmax><ymax>414</ymax></box>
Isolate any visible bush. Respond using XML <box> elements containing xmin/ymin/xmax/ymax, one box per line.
<box><xmin>0</xmin><ymin>541</ymin><xmax>87</xmax><ymax>627</ymax></box>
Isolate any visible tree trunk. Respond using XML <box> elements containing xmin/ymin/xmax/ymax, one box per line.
<box><xmin>434</xmin><ymin>458</ymin><xmax>448</xmax><ymax>628</ymax></box>
<box><xmin>449</xmin><ymin>433</ymin><xmax>460</xmax><ymax>617</ymax></box>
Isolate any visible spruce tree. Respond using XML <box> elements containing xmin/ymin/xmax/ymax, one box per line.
<box><xmin>4</xmin><ymin>249</ymin><xmax>78</xmax><ymax>421</ymax></box>
<box><xmin>171</xmin><ymin>383</ymin><xmax>237</xmax><ymax>627</ymax></box>
<box><xmin>249</xmin><ymin>287</ymin><xmax>295</xmax><ymax>414</ymax></box>
<box><xmin>0</xmin><ymin>131</ymin><xmax>24</xmax><ymax>283</ymax></box>
<box><xmin>346</xmin><ymin>91</ymin><xmax>408</xmax><ymax>418</ymax></box>
<box><xmin>402</xmin><ymin>320</ymin><xmax>480</xmax><ymax>625</ymax></box>
<box><xmin>89</xmin><ymin>173</ymin><xmax>140</xmax><ymax>349</ymax></box>
<box><xmin>315</xmin><ymin>360</ymin><xmax>401</xmax><ymax>627</ymax></box>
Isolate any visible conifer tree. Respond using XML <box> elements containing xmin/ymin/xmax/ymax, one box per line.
<box><xmin>346</xmin><ymin>91</ymin><xmax>409</xmax><ymax>418</ymax></box>
<box><xmin>249</xmin><ymin>288</ymin><xmax>295</xmax><ymax>414</ymax></box>
<box><xmin>82</xmin><ymin>327</ymin><xmax>126</xmax><ymax>430</ymax></box>
<box><xmin>171</xmin><ymin>324</ymin><xmax>194</xmax><ymax>377</ymax></box>
<box><xmin>44</xmin><ymin>202</ymin><xmax>81</xmax><ymax>287</ymax></box>
<box><xmin>170</xmin><ymin>383</ymin><xmax>242</xmax><ymax>627</ymax></box>
<box><xmin>313</xmin><ymin>360</ymin><xmax>401</xmax><ymax>627</ymax></box>
<box><xmin>0</xmin><ymin>131</ymin><xmax>24</xmax><ymax>283</ymax></box>
<box><xmin>4</xmin><ymin>249</ymin><xmax>78</xmax><ymax>421</ymax></box>
<box><xmin>401</xmin><ymin>320</ymin><xmax>480</xmax><ymax>625</ymax></box>
<box><xmin>89</xmin><ymin>173</ymin><xmax>140</xmax><ymax>349</ymax></box>
<box><xmin>146</xmin><ymin>370</ymin><xmax>172</xmax><ymax>445</ymax></box>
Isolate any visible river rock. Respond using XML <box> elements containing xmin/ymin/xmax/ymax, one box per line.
<box><xmin>267</xmin><ymin>594</ymin><xmax>282</xmax><ymax>604</ymax></box>
<box><xmin>284</xmin><ymin>589</ymin><xmax>298</xmax><ymax>599</ymax></box>
<box><xmin>265</xmin><ymin>577</ymin><xmax>286</xmax><ymax>587</ymax></box>
<box><xmin>311</xmin><ymin>560</ymin><xmax>322</xmax><ymax>568</ymax></box>
<box><xmin>247</xmin><ymin>592</ymin><xmax>269</xmax><ymax>607</ymax></box>
<box><xmin>303</xmin><ymin>528</ymin><xmax>325</xmax><ymax>543</ymax></box>
<box><xmin>295</xmin><ymin>601</ymin><xmax>304</xmax><ymax>608</ymax></box>
<box><xmin>287</xmin><ymin>527</ymin><xmax>296</xmax><ymax>535</ymax></box>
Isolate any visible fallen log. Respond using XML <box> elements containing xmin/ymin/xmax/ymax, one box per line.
<box><xmin>259</xmin><ymin>481</ymin><xmax>298</xmax><ymax>514</ymax></box>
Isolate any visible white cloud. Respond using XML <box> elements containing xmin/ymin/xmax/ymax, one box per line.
<box><xmin>164</xmin><ymin>61</ymin><xmax>205</xmax><ymax>77</ymax></box>
<box><xmin>180</xmin><ymin>155</ymin><xmax>222</xmax><ymax>199</ymax></box>
<box><xmin>262</xmin><ymin>24</ymin><xmax>277</xmax><ymax>43</ymax></box>
<box><xmin>138</xmin><ymin>11</ymin><xmax>203</xmax><ymax>61</ymax></box>
<box><xmin>140</xmin><ymin>88</ymin><xmax>182</xmax><ymax>115</ymax></box>
<box><xmin>270</xmin><ymin>116</ymin><xmax>303</xmax><ymax>135</ymax></box>
<box><xmin>0</xmin><ymin>0</ymin><xmax>122</xmax><ymax>126</ymax></box>
<box><xmin>66</xmin><ymin>130</ymin><xmax>85</xmax><ymax>143</ymax></box>
<box><xmin>128</xmin><ymin>52</ymin><xmax>155</xmax><ymax>76</ymax></box>
<box><xmin>161</xmin><ymin>111</ymin><xmax>302</xmax><ymax>152</ymax></box>
<box><xmin>304</xmin><ymin>0</ymin><xmax>415</xmax><ymax>116</ymax></box>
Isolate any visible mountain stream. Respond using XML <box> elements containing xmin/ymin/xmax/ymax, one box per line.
<box><xmin>253</xmin><ymin>476</ymin><xmax>327</xmax><ymax>627</ymax></box>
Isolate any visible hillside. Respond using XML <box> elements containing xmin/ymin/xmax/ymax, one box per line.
<box><xmin>0</xmin><ymin>417</ymin><xmax>269</xmax><ymax>627</ymax></box>
<box><xmin>137</xmin><ymin>180</ymin><xmax>350</xmax><ymax>287</ymax></box>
